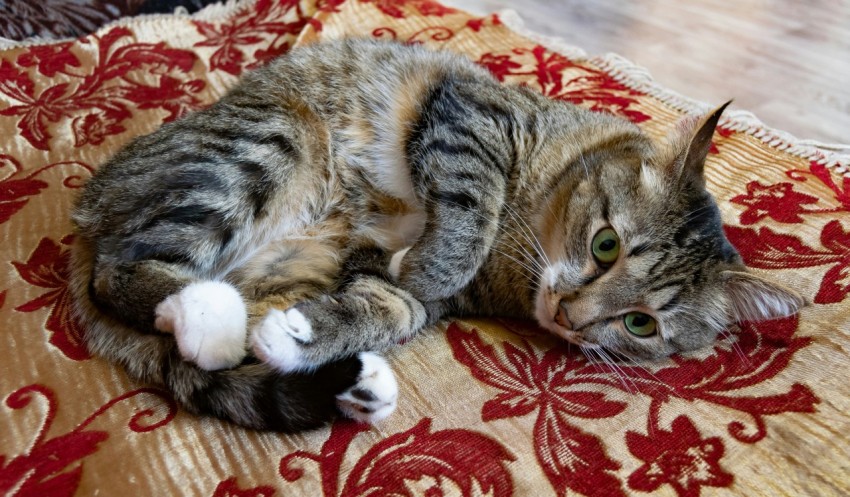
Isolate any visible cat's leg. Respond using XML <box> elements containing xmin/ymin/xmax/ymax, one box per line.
<box><xmin>89</xmin><ymin>259</ymin><xmax>248</xmax><ymax>371</ymax></box>
<box><xmin>251</xmin><ymin>272</ymin><xmax>435</xmax><ymax>373</ymax></box>
<box><xmin>396</xmin><ymin>81</ymin><xmax>513</xmax><ymax>301</ymax></box>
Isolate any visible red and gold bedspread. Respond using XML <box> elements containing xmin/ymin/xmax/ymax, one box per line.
<box><xmin>1</xmin><ymin>1</ymin><xmax>848</xmax><ymax>495</ymax></box>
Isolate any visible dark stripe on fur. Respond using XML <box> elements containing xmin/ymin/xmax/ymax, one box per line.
<box><xmin>236</xmin><ymin>160</ymin><xmax>273</xmax><ymax>217</ymax></box>
<box><xmin>122</xmin><ymin>241</ymin><xmax>192</xmax><ymax>264</ymax></box>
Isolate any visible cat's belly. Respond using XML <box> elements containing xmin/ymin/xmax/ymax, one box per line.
<box><xmin>337</xmin><ymin>140</ymin><xmax>426</xmax><ymax>252</ymax></box>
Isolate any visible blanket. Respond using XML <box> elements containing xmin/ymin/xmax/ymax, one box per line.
<box><xmin>1</xmin><ymin>1</ymin><xmax>848</xmax><ymax>495</ymax></box>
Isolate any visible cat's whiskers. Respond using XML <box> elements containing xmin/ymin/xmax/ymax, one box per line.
<box><xmin>718</xmin><ymin>328</ymin><xmax>751</xmax><ymax>366</ymax></box>
<box><xmin>494</xmin><ymin>224</ymin><xmax>546</xmax><ymax>273</ymax></box>
<box><xmin>582</xmin><ymin>345</ymin><xmax>601</xmax><ymax>369</ymax></box>
<box><xmin>432</xmin><ymin>196</ymin><xmax>547</xmax><ymax>275</ymax></box>
<box><xmin>607</xmin><ymin>348</ymin><xmax>674</xmax><ymax>394</ymax></box>
<box><xmin>489</xmin><ymin>246</ymin><xmax>544</xmax><ymax>279</ymax></box>
<box><xmin>682</xmin><ymin>205</ymin><xmax>714</xmax><ymax>223</ymax></box>
<box><xmin>674</xmin><ymin>301</ymin><xmax>751</xmax><ymax>367</ymax></box>
<box><xmin>596</xmin><ymin>347</ymin><xmax>637</xmax><ymax>394</ymax></box>
<box><xmin>501</xmin><ymin>203</ymin><xmax>552</xmax><ymax>268</ymax></box>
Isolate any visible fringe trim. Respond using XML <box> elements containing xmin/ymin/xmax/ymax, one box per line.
<box><xmin>498</xmin><ymin>9</ymin><xmax>850</xmax><ymax>177</ymax></box>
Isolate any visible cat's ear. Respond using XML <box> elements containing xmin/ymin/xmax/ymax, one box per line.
<box><xmin>722</xmin><ymin>270</ymin><xmax>807</xmax><ymax>323</ymax></box>
<box><xmin>677</xmin><ymin>101</ymin><xmax>731</xmax><ymax>186</ymax></box>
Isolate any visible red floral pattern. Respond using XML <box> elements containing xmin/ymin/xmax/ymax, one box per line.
<box><xmin>12</xmin><ymin>236</ymin><xmax>89</xmax><ymax>361</ymax></box>
<box><xmin>731</xmin><ymin>161</ymin><xmax>849</xmax><ymax>227</ymax></box>
<box><xmin>732</xmin><ymin>181</ymin><xmax>822</xmax><ymax>224</ymax></box>
<box><xmin>478</xmin><ymin>45</ymin><xmax>651</xmax><ymax>123</ymax></box>
<box><xmin>0</xmin><ymin>0</ymin><xmax>844</xmax><ymax>495</ymax></box>
<box><xmin>372</xmin><ymin>25</ymin><xmax>455</xmax><ymax>44</ymax></box>
<box><xmin>0</xmin><ymin>27</ymin><xmax>204</xmax><ymax>151</ymax></box>
<box><xmin>726</xmin><ymin>223</ymin><xmax>850</xmax><ymax>304</ymax></box>
<box><xmin>0</xmin><ymin>384</ymin><xmax>176</xmax><ymax>497</ymax></box>
<box><xmin>281</xmin><ymin>419</ymin><xmax>514</xmax><ymax>497</ymax></box>
<box><xmin>194</xmin><ymin>0</ymin><xmax>319</xmax><ymax>76</ymax></box>
<box><xmin>627</xmin><ymin>415</ymin><xmax>733</xmax><ymax>497</ymax></box>
<box><xmin>362</xmin><ymin>0</ymin><xmax>456</xmax><ymax>19</ymax></box>
<box><xmin>448</xmin><ymin>314</ymin><xmax>817</xmax><ymax>496</ymax></box>
<box><xmin>0</xmin><ymin>154</ymin><xmax>93</xmax><ymax>225</ymax></box>
<box><xmin>448</xmin><ymin>323</ymin><xmax>625</xmax><ymax>497</ymax></box>
<box><xmin>787</xmin><ymin>162</ymin><xmax>850</xmax><ymax>215</ymax></box>
<box><xmin>17</xmin><ymin>43</ymin><xmax>82</xmax><ymax>78</ymax></box>
<box><xmin>212</xmin><ymin>477</ymin><xmax>276</xmax><ymax>497</ymax></box>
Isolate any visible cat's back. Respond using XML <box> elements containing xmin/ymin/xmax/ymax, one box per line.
<box><xmin>246</xmin><ymin>38</ymin><xmax>494</xmax><ymax>115</ymax></box>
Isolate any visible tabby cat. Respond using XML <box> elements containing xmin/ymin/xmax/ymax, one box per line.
<box><xmin>69</xmin><ymin>39</ymin><xmax>804</xmax><ymax>432</ymax></box>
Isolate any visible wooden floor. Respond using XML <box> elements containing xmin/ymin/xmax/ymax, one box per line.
<box><xmin>444</xmin><ymin>0</ymin><xmax>850</xmax><ymax>145</ymax></box>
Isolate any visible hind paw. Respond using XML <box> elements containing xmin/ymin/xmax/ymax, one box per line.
<box><xmin>336</xmin><ymin>352</ymin><xmax>398</xmax><ymax>424</ymax></box>
<box><xmin>155</xmin><ymin>281</ymin><xmax>247</xmax><ymax>371</ymax></box>
<box><xmin>251</xmin><ymin>308</ymin><xmax>313</xmax><ymax>373</ymax></box>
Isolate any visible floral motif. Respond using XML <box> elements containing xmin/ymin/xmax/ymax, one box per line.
<box><xmin>627</xmin><ymin>415</ymin><xmax>733</xmax><ymax>497</ymax></box>
<box><xmin>465</xmin><ymin>13</ymin><xmax>502</xmax><ymax>32</ymax></box>
<box><xmin>731</xmin><ymin>161</ymin><xmax>850</xmax><ymax>226</ymax></box>
<box><xmin>786</xmin><ymin>161</ymin><xmax>850</xmax><ymax>215</ymax></box>
<box><xmin>362</xmin><ymin>0</ymin><xmax>457</xmax><ymax>19</ymax></box>
<box><xmin>71</xmin><ymin>109</ymin><xmax>125</xmax><ymax>147</ymax></box>
<box><xmin>0</xmin><ymin>27</ymin><xmax>204</xmax><ymax>150</ymax></box>
<box><xmin>13</xmin><ymin>236</ymin><xmax>89</xmax><ymax>360</ymax></box>
<box><xmin>17</xmin><ymin>43</ymin><xmax>82</xmax><ymax>78</ymax></box>
<box><xmin>731</xmin><ymin>181</ymin><xmax>821</xmax><ymax>224</ymax></box>
<box><xmin>280</xmin><ymin>418</ymin><xmax>515</xmax><ymax>497</ymax></box>
<box><xmin>725</xmin><ymin>223</ymin><xmax>850</xmax><ymax>304</ymax></box>
<box><xmin>477</xmin><ymin>45</ymin><xmax>650</xmax><ymax>123</ymax></box>
<box><xmin>0</xmin><ymin>1</ymin><xmax>842</xmax><ymax>496</ymax></box>
<box><xmin>0</xmin><ymin>154</ymin><xmax>93</xmax><ymax>225</ymax></box>
<box><xmin>448</xmin><ymin>323</ymin><xmax>627</xmax><ymax>497</ymax></box>
<box><xmin>448</xmin><ymin>314</ymin><xmax>817</xmax><ymax>495</ymax></box>
<box><xmin>1</xmin><ymin>154</ymin><xmax>47</xmax><ymax>225</ymax></box>
<box><xmin>194</xmin><ymin>0</ymin><xmax>319</xmax><ymax>76</ymax></box>
<box><xmin>213</xmin><ymin>477</ymin><xmax>276</xmax><ymax>497</ymax></box>
<box><xmin>623</xmin><ymin>315</ymin><xmax>817</xmax><ymax>443</ymax></box>
<box><xmin>372</xmin><ymin>25</ymin><xmax>455</xmax><ymax>43</ymax></box>
<box><xmin>0</xmin><ymin>384</ymin><xmax>176</xmax><ymax>497</ymax></box>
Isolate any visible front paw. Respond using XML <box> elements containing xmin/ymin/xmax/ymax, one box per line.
<box><xmin>336</xmin><ymin>352</ymin><xmax>398</xmax><ymax>424</ymax></box>
<box><xmin>251</xmin><ymin>308</ymin><xmax>313</xmax><ymax>373</ymax></box>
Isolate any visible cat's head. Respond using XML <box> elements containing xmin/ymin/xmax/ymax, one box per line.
<box><xmin>533</xmin><ymin>103</ymin><xmax>805</xmax><ymax>360</ymax></box>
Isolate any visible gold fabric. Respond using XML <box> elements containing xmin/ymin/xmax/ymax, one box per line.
<box><xmin>1</xmin><ymin>1</ymin><xmax>848</xmax><ymax>495</ymax></box>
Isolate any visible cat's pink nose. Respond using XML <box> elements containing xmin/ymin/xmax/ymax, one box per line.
<box><xmin>555</xmin><ymin>303</ymin><xmax>573</xmax><ymax>330</ymax></box>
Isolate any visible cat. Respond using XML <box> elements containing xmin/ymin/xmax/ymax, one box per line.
<box><xmin>68</xmin><ymin>38</ymin><xmax>805</xmax><ymax>432</ymax></box>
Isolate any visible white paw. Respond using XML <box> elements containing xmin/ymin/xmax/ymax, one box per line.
<box><xmin>155</xmin><ymin>281</ymin><xmax>247</xmax><ymax>371</ymax></box>
<box><xmin>388</xmin><ymin>246</ymin><xmax>411</xmax><ymax>281</ymax></box>
<box><xmin>336</xmin><ymin>352</ymin><xmax>398</xmax><ymax>424</ymax></box>
<box><xmin>251</xmin><ymin>308</ymin><xmax>313</xmax><ymax>373</ymax></box>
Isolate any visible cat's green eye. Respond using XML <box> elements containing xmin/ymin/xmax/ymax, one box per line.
<box><xmin>591</xmin><ymin>228</ymin><xmax>620</xmax><ymax>265</ymax></box>
<box><xmin>624</xmin><ymin>312</ymin><xmax>657</xmax><ymax>337</ymax></box>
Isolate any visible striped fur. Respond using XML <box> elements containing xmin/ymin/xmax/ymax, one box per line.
<box><xmin>69</xmin><ymin>39</ymin><xmax>804</xmax><ymax>431</ymax></box>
